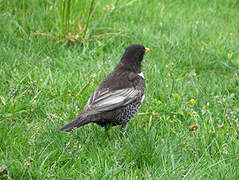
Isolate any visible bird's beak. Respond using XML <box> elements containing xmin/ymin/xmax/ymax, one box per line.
<box><xmin>145</xmin><ymin>48</ymin><xmax>150</xmax><ymax>53</ymax></box>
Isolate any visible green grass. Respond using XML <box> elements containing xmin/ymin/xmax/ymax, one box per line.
<box><xmin>1</xmin><ymin>0</ymin><xmax>239</xmax><ymax>179</ymax></box>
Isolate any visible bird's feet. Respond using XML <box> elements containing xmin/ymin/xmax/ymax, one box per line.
<box><xmin>120</xmin><ymin>124</ymin><xmax>128</xmax><ymax>137</ymax></box>
<box><xmin>104</xmin><ymin>125</ymin><xmax>112</xmax><ymax>139</ymax></box>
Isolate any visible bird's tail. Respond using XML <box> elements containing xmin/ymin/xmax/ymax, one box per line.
<box><xmin>59</xmin><ymin>114</ymin><xmax>95</xmax><ymax>132</ymax></box>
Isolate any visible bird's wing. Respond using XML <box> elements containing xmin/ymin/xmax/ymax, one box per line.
<box><xmin>84</xmin><ymin>88</ymin><xmax>141</xmax><ymax>113</ymax></box>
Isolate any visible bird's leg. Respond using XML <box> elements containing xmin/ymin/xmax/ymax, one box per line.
<box><xmin>104</xmin><ymin>125</ymin><xmax>111</xmax><ymax>139</ymax></box>
<box><xmin>120</xmin><ymin>123</ymin><xmax>128</xmax><ymax>137</ymax></box>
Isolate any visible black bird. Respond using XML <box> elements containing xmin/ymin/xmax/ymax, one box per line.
<box><xmin>59</xmin><ymin>44</ymin><xmax>150</xmax><ymax>135</ymax></box>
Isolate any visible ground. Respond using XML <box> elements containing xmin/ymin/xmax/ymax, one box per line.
<box><xmin>0</xmin><ymin>0</ymin><xmax>239</xmax><ymax>179</ymax></box>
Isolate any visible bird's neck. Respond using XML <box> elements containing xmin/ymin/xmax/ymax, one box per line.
<box><xmin>117</xmin><ymin>59</ymin><xmax>142</xmax><ymax>73</ymax></box>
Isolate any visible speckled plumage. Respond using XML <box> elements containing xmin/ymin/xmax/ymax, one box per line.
<box><xmin>59</xmin><ymin>44</ymin><xmax>149</xmax><ymax>135</ymax></box>
<box><xmin>95</xmin><ymin>83</ymin><xmax>145</xmax><ymax>133</ymax></box>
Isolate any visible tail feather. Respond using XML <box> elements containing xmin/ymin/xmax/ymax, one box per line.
<box><xmin>59</xmin><ymin>116</ymin><xmax>91</xmax><ymax>132</ymax></box>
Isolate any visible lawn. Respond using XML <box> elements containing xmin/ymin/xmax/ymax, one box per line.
<box><xmin>0</xmin><ymin>0</ymin><xmax>239</xmax><ymax>179</ymax></box>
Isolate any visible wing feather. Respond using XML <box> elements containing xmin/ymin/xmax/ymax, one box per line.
<box><xmin>84</xmin><ymin>88</ymin><xmax>140</xmax><ymax>113</ymax></box>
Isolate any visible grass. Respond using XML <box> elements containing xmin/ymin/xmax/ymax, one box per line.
<box><xmin>1</xmin><ymin>0</ymin><xmax>239</xmax><ymax>179</ymax></box>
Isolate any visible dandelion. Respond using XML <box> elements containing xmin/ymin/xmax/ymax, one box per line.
<box><xmin>190</xmin><ymin>99</ymin><xmax>196</xmax><ymax>105</ymax></box>
<box><xmin>24</xmin><ymin>157</ymin><xmax>33</xmax><ymax>167</ymax></box>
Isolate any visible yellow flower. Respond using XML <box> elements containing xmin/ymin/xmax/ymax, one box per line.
<box><xmin>190</xmin><ymin>99</ymin><xmax>196</xmax><ymax>105</ymax></box>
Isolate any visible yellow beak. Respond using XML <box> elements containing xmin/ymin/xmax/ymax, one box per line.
<box><xmin>145</xmin><ymin>48</ymin><xmax>150</xmax><ymax>53</ymax></box>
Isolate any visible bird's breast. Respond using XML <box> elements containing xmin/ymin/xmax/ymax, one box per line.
<box><xmin>138</xmin><ymin>72</ymin><xmax>144</xmax><ymax>79</ymax></box>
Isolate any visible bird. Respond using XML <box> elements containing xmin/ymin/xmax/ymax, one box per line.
<box><xmin>59</xmin><ymin>44</ymin><xmax>150</xmax><ymax>135</ymax></box>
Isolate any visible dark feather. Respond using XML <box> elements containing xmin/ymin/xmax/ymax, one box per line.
<box><xmin>59</xmin><ymin>44</ymin><xmax>148</xmax><ymax>134</ymax></box>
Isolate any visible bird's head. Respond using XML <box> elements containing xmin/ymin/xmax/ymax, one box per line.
<box><xmin>123</xmin><ymin>44</ymin><xmax>149</xmax><ymax>63</ymax></box>
<box><xmin>120</xmin><ymin>44</ymin><xmax>150</xmax><ymax>72</ymax></box>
